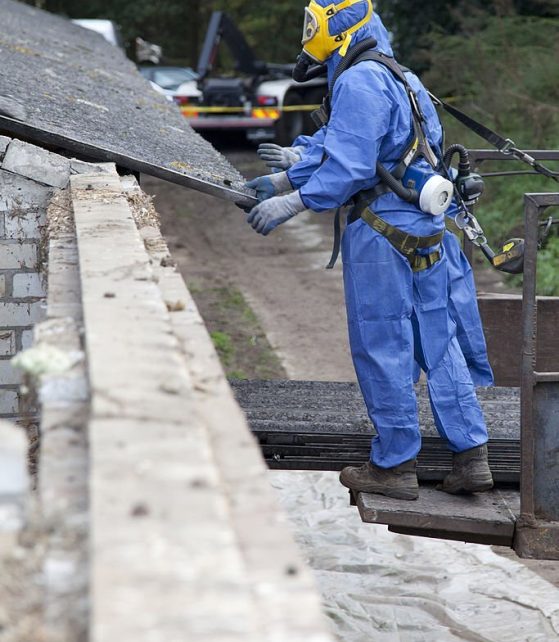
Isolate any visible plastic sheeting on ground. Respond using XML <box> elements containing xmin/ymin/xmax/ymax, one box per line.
<box><xmin>269</xmin><ymin>471</ymin><xmax>559</xmax><ymax>641</ymax></box>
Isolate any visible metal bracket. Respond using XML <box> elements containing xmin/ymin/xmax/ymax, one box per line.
<box><xmin>513</xmin><ymin>192</ymin><xmax>559</xmax><ymax>559</ymax></box>
<box><xmin>499</xmin><ymin>138</ymin><xmax>516</xmax><ymax>155</ymax></box>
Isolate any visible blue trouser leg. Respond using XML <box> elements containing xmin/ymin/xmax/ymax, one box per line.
<box><xmin>443</xmin><ymin>231</ymin><xmax>494</xmax><ymax>387</ymax></box>
<box><xmin>412</xmin><ymin>312</ymin><xmax>489</xmax><ymax>453</ymax></box>
<box><xmin>413</xmin><ymin>232</ymin><xmax>494</xmax><ymax>387</ymax></box>
<box><xmin>343</xmin><ymin>222</ymin><xmax>421</xmax><ymax>468</ymax></box>
<box><xmin>342</xmin><ymin>221</ymin><xmax>489</xmax><ymax>468</ymax></box>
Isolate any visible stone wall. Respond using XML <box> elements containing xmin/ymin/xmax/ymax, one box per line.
<box><xmin>0</xmin><ymin>138</ymin><xmax>63</xmax><ymax>418</ymax></box>
<box><xmin>0</xmin><ymin>138</ymin><xmax>335</xmax><ymax>642</ymax></box>
<box><xmin>0</xmin><ymin>139</ymin><xmax>112</xmax><ymax>419</ymax></box>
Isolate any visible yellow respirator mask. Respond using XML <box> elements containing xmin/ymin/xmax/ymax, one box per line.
<box><xmin>302</xmin><ymin>0</ymin><xmax>374</xmax><ymax>63</ymax></box>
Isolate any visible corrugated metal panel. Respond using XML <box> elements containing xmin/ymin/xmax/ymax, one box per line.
<box><xmin>232</xmin><ymin>380</ymin><xmax>521</xmax><ymax>482</ymax></box>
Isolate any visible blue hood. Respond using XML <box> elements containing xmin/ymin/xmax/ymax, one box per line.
<box><xmin>311</xmin><ymin>1</ymin><xmax>393</xmax><ymax>81</ymax></box>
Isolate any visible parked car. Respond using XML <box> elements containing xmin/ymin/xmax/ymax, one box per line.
<box><xmin>139</xmin><ymin>66</ymin><xmax>201</xmax><ymax>110</ymax></box>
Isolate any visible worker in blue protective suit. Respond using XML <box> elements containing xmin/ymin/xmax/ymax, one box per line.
<box><xmin>245</xmin><ymin>0</ymin><xmax>494</xmax><ymax>499</ymax></box>
<box><xmin>257</xmin><ymin>142</ymin><xmax>494</xmax><ymax>387</ymax></box>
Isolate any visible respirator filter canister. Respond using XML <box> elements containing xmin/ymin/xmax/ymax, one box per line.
<box><xmin>403</xmin><ymin>166</ymin><xmax>453</xmax><ymax>216</ymax></box>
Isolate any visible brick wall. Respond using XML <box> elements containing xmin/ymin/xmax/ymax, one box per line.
<box><xmin>0</xmin><ymin>138</ymin><xmax>70</xmax><ymax>418</ymax></box>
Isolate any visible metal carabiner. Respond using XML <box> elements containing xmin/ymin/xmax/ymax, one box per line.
<box><xmin>455</xmin><ymin>210</ymin><xmax>487</xmax><ymax>246</ymax></box>
<box><xmin>499</xmin><ymin>138</ymin><xmax>516</xmax><ymax>155</ymax></box>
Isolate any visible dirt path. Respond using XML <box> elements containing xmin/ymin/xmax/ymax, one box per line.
<box><xmin>142</xmin><ymin>151</ymin><xmax>355</xmax><ymax>381</ymax></box>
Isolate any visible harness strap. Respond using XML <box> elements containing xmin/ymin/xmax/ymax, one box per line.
<box><xmin>316</xmin><ymin>49</ymin><xmax>438</xmax><ymax>170</ymax></box>
<box><xmin>325</xmin><ymin>207</ymin><xmax>343</xmax><ymax>269</ymax></box>
<box><xmin>361</xmin><ymin>209</ymin><xmax>444</xmax><ymax>271</ymax></box>
<box><xmin>325</xmin><ymin>208</ymin><xmax>444</xmax><ymax>272</ymax></box>
<box><xmin>353</xmin><ymin>51</ymin><xmax>439</xmax><ymax>169</ymax></box>
<box><xmin>429</xmin><ymin>92</ymin><xmax>559</xmax><ymax>183</ymax></box>
<box><xmin>321</xmin><ymin>49</ymin><xmax>444</xmax><ymax>269</ymax></box>
<box><xmin>409</xmin><ymin>250</ymin><xmax>441</xmax><ymax>272</ymax></box>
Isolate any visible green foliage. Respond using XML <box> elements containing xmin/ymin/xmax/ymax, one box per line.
<box><xmin>425</xmin><ymin>15</ymin><xmax>559</xmax><ymax>146</ymax></box>
<box><xmin>375</xmin><ymin>0</ymin><xmax>463</xmax><ymax>71</ymax></box>
<box><xmin>377</xmin><ymin>0</ymin><xmax>558</xmax><ymax>71</ymax></box>
<box><xmin>424</xmin><ymin>12</ymin><xmax>559</xmax><ymax>294</ymax></box>
<box><xmin>514</xmin><ymin>0</ymin><xmax>559</xmax><ymax>17</ymax></box>
<box><xmin>210</xmin><ymin>330</ymin><xmax>234</xmax><ymax>365</ymax></box>
<box><xmin>535</xmin><ymin>235</ymin><xmax>559</xmax><ymax>296</ymax></box>
<box><xmin>227</xmin><ymin>370</ymin><xmax>248</xmax><ymax>380</ymax></box>
<box><xmin>212</xmin><ymin>0</ymin><xmax>303</xmax><ymax>65</ymax></box>
<box><xmin>23</xmin><ymin>0</ymin><xmax>304</xmax><ymax>66</ymax></box>
<box><xmin>202</xmin><ymin>285</ymin><xmax>284</xmax><ymax>379</ymax></box>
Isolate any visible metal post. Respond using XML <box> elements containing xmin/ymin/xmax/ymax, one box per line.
<box><xmin>519</xmin><ymin>195</ymin><xmax>539</xmax><ymax>519</ymax></box>
<box><xmin>515</xmin><ymin>192</ymin><xmax>559</xmax><ymax>559</ymax></box>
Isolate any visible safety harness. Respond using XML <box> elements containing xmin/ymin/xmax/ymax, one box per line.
<box><xmin>317</xmin><ymin>40</ymin><xmax>446</xmax><ymax>270</ymax></box>
<box><xmin>319</xmin><ymin>41</ymin><xmax>559</xmax><ymax>270</ymax></box>
<box><xmin>361</xmin><ymin>209</ymin><xmax>443</xmax><ymax>272</ymax></box>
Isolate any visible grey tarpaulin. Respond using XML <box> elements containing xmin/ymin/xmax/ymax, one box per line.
<box><xmin>271</xmin><ymin>471</ymin><xmax>559</xmax><ymax>641</ymax></box>
<box><xmin>0</xmin><ymin>0</ymin><xmax>256</xmax><ymax>207</ymax></box>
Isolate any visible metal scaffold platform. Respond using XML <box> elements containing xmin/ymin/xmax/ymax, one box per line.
<box><xmin>235</xmin><ymin>378</ymin><xmax>524</xmax><ymax>548</ymax></box>
<box><xmin>356</xmin><ymin>487</ymin><xmax>519</xmax><ymax>547</ymax></box>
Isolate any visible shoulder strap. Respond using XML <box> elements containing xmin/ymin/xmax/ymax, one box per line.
<box><xmin>353</xmin><ymin>51</ymin><xmax>410</xmax><ymax>86</ymax></box>
<box><xmin>353</xmin><ymin>50</ymin><xmax>439</xmax><ymax>168</ymax></box>
<box><xmin>321</xmin><ymin>50</ymin><xmax>439</xmax><ymax>270</ymax></box>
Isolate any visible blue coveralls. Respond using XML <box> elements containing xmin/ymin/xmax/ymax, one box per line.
<box><xmin>287</xmin><ymin>7</ymin><xmax>489</xmax><ymax>468</ymax></box>
<box><xmin>290</xmin><ymin>140</ymin><xmax>494</xmax><ymax>387</ymax></box>
<box><xmin>442</xmin><ymin>216</ymin><xmax>494</xmax><ymax>387</ymax></box>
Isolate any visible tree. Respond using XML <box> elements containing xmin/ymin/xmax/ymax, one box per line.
<box><xmin>375</xmin><ymin>0</ymin><xmax>558</xmax><ymax>71</ymax></box>
<box><xmin>22</xmin><ymin>0</ymin><xmax>304</xmax><ymax>67</ymax></box>
<box><xmin>424</xmin><ymin>10</ymin><xmax>559</xmax><ymax>294</ymax></box>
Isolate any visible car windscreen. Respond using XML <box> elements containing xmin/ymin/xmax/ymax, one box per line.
<box><xmin>151</xmin><ymin>68</ymin><xmax>197</xmax><ymax>91</ymax></box>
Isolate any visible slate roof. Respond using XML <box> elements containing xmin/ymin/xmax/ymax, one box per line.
<box><xmin>0</xmin><ymin>0</ymin><xmax>255</xmax><ymax>205</ymax></box>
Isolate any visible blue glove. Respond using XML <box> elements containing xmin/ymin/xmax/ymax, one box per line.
<box><xmin>245</xmin><ymin>172</ymin><xmax>292</xmax><ymax>202</ymax></box>
<box><xmin>246</xmin><ymin>191</ymin><xmax>306</xmax><ymax>236</ymax></box>
<box><xmin>257</xmin><ymin>143</ymin><xmax>304</xmax><ymax>170</ymax></box>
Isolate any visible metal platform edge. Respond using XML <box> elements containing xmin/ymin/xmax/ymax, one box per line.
<box><xmin>353</xmin><ymin>485</ymin><xmax>520</xmax><ymax>547</ymax></box>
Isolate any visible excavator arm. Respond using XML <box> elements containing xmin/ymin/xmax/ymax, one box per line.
<box><xmin>197</xmin><ymin>11</ymin><xmax>268</xmax><ymax>80</ymax></box>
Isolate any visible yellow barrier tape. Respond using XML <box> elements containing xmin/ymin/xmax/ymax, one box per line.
<box><xmin>282</xmin><ymin>104</ymin><xmax>321</xmax><ymax>112</ymax></box>
<box><xmin>180</xmin><ymin>104</ymin><xmax>321</xmax><ymax>115</ymax></box>
<box><xmin>182</xmin><ymin>105</ymin><xmax>246</xmax><ymax>113</ymax></box>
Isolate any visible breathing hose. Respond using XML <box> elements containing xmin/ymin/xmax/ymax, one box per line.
<box><xmin>443</xmin><ymin>143</ymin><xmax>471</xmax><ymax>174</ymax></box>
<box><xmin>375</xmin><ymin>163</ymin><xmax>419</xmax><ymax>203</ymax></box>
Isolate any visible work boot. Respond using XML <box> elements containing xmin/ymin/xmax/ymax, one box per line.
<box><xmin>339</xmin><ymin>460</ymin><xmax>419</xmax><ymax>500</ymax></box>
<box><xmin>441</xmin><ymin>444</ymin><xmax>494</xmax><ymax>494</ymax></box>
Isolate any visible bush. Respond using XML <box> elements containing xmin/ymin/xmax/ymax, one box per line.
<box><xmin>424</xmin><ymin>12</ymin><xmax>559</xmax><ymax>294</ymax></box>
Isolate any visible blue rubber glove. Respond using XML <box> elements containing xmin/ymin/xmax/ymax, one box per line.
<box><xmin>257</xmin><ymin>143</ymin><xmax>304</xmax><ymax>170</ymax></box>
<box><xmin>245</xmin><ymin>172</ymin><xmax>292</xmax><ymax>202</ymax></box>
<box><xmin>246</xmin><ymin>191</ymin><xmax>306</xmax><ymax>236</ymax></box>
